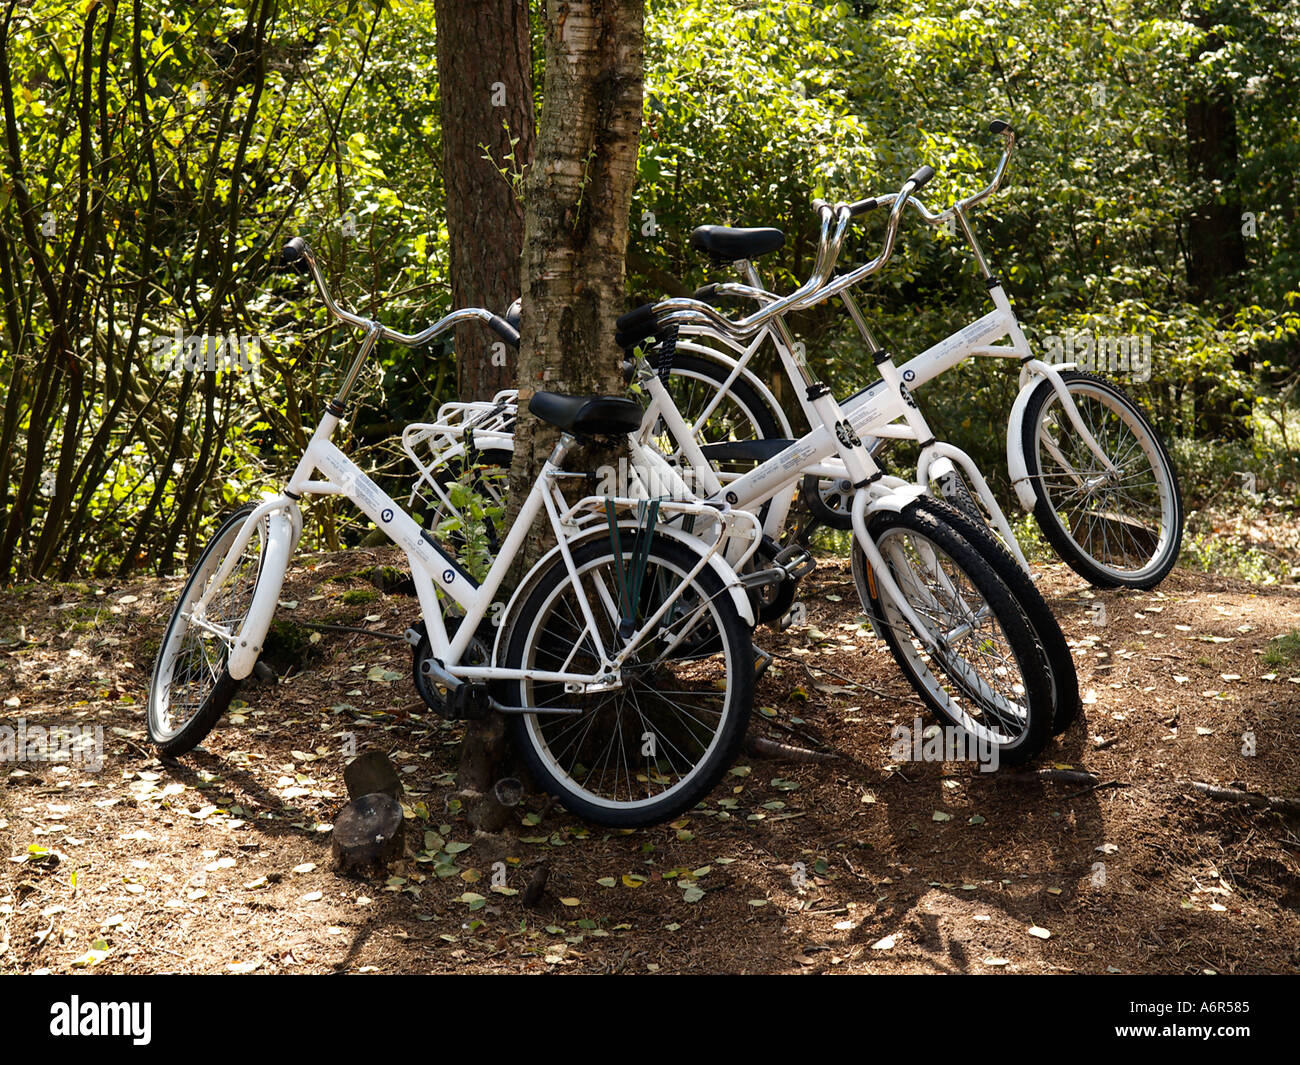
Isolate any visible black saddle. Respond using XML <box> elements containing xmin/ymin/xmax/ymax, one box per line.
<box><xmin>690</xmin><ymin>225</ymin><xmax>785</xmax><ymax>262</ymax></box>
<box><xmin>529</xmin><ymin>392</ymin><xmax>643</xmax><ymax>437</ymax></box>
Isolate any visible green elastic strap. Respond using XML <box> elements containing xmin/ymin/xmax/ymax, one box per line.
<box><xmin>605</xmin><ymin>497</ymin><xmax>660</xmax><ymax>636</ymax></box>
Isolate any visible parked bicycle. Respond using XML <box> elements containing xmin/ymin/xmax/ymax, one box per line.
<box><xmin>649</xmin><ymin>121</ymin><xmax>1184</xmax><ymax>592</ymax></box>
<box><xmin>431</xmin><ymin>166</ymin><xmax>1076</xmax><ymax>761</ymax></box>
<box><xmin>146</xmin><ymin>237</ymin><xmax>764</xmax><ymax>828</ymax></box>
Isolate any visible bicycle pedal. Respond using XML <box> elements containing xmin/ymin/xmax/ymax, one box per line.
<box><xmin>738</xmin><ymin>566</ymin><xmax>783</xmax><ymax>592</ymax></box>
<box><xmin>773</xmin><ymin>544</ymin><xmax>816</xmax><ymax>581</ymax></box>
<box><xmin>417</xmin><ymin>656</ymin><xmax>492</xmax><ymax>721</ymax></box>
<box><xmin>753</xmin><ymin>646</ymin><xmax>772</xmax><ymax>682</ymax></box>
<box><xmin>451</xmin><ymin>682</ymin><xmax>493</xmax><ymax>721</ymax></box>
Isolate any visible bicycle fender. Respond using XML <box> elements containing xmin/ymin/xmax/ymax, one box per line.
<box><xmin>227</xmin><ymin>507</ymin><xmax>296</xmax><ymax>680</ymax></box>
<box><xmin>490</xmin><ymin>522</ymin><xmax>756</xmax><ymax>667</ymax></box>
<box><xmin>1006</xmin><ymin>380</ymin><xmax>1039</xmax><ymax>512</ymax></box>
<box><xmin>864</xmin><ymin>482</ymin><xmax>927</xmax><ymax>515</ymax></box>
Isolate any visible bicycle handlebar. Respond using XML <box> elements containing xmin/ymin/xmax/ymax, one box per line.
<box><xmin>632</xmin><ymin>123</ymin><xmax>1015</xmax><ymax>347</ymax></box>
<box><xmin>280</xmin><ymin>237</ymin><xmax>521</xmax><ymax>348</ymax></box>
<box><xmin>648</xmin><ymin>163</ymin><xmax>927</xmax><ymax>341</ymax></box>
<box><xmin>900</xmin><ymin>121</ymin><xmax>1014</xmax><ymax>226</ymax></box>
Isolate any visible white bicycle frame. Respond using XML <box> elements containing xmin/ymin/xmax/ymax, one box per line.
<box><xmin>184</xmin><ymin>241</ymin><xmax>761</xmax><ymax>700</ymax></box>
<box><xmin>663</xmin><ymin>130</ymin><xmax>1124</xmax><ymax>574</ymax></box>
<box><xmin>187</xmin><ymin>409</ymin><xmax>758</xmax><ymax>690</ymax></box>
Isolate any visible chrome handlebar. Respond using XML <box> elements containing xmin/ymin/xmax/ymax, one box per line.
<box><xmin>655</xmin><ymin>123</ymin><xmax>1015</xmax><ymax>335</ymax></box>
<box><xmin>280</xmin><ymin>236</ymin><xmax>520</xmax><ymax>348</ymax></box>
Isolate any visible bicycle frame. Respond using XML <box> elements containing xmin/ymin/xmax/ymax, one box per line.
<box><xmin>670</xmin><ymin>214</ymin><xmax>1121</xmax><ymax>572</ymax></box>
<box><xmin>190</xmin><ymin>403</ymin><xmax>759</xmax><ymax>692</ymax></box>
<box><xmin>187</xmin><ymin>239</ymin><xmax>762</xmax><ymax>697</ymax></box>
<box><xmin>630</xmin><ymin>351</ymin><xmax>967</xmax><ymax>652</ymax></box>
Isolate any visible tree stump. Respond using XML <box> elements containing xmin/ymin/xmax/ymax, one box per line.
<box><xmin>344</xmin><ymin>749</ymin><xmax>403</xmax><ymax>801</ymax></box>
<box><xmin>331</xmin><ymin>793</ymin><xmax>405</xmax><ymax>874</ymax></box>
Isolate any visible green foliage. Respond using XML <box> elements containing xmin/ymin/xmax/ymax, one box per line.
<box><xmin>3</xmin><ymin>0</ymin><xmax>1298</xmax><ymax>581</ymax></box>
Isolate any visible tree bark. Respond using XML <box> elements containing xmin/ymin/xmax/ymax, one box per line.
<box><xmin>508</xmin><ymin>0</ymin><xmax>644</xmax><ymax>537</ymax></box>
<box><xmin>1184</xmin><ymin>5</ymin><xmax>1250</xmax><ymax>441</ymax></box>
<box><xmin>457</xmin><ymin>1</ymin><xmax>644</xmax><ymax>818</ymax></box>
<box><xmin>434</xmin><ymin>0</ymin><xmax>536</xmax><ymax>401</ymax></box>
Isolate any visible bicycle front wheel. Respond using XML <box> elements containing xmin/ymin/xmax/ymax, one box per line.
<box><xmin>147</xmin><ymin>505</ymin><xmax>266</xmax><ymax>756</ymax></box>
<box><xmin>1021</xmin><ymin>370</ymin><xmax>1182</xmax><ymax>589</ymax></box>
<box><xmin>856</xmin><ymin>500</ymin><xmax>1054</xmax><ymax>765</ymax></box>
<box><xmin>500</xmin><ymin>535</ymin><xmax>753</xmax><ymax>827</ymax></box>
<box><xmin>854</xmin><ymin>495</ymin><xmax>1081</xmax><ymax>735</ymax></box>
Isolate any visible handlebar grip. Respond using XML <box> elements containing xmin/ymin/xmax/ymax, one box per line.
<box><xmin>692</xmin><ymin>283</ymin><xmax>719</xmax><ymax>304</ymax></box>
<box><xmin>281</xmin><ymin>236</ymin><xmax>308</xmax><ymax>264</ymax></box>
<box><xmin>615</xmin><ymin>303</ymin><xmax>656</xmax><ymax>333</ymax></box>
<box><xmin>989</xmin><ymin>119</ymin><xmax>1012</xmax><ymax>135</ymax></box>
<box><xmin>487</xmin><ymin>314</ymin><xmax>520</xmax><ymax>349</ymax></box>
<box><xmin>906</xmin><ymin>165</ymin><xmax>935</xmax><ymax>191</ymax></box>
<box><xmin>848</xmin><ymin>197</ymin><xmax>880</xmax><ymax>217</ymax></box>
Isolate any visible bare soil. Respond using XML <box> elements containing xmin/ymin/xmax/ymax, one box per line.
<box><xmin>2</xmin><ymin>549</ymin><xmax>1299</xmax><ymax>975</ymax></box>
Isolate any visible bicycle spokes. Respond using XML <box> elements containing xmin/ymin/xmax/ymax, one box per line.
<box><xmin>1037</xmin><ymin>394</ymin><xmax>1164</xmax><ymax>569</ymax></box>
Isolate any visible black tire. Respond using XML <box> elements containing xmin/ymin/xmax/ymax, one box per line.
<box><xmin>855</xmin><ymin>495</ymin><xmax>1082</xmax><ymax>735</ymax></box>
<box><xmin>1021</xmin><ymin>370</ymin><xmax>1182</xmax><ymax>589</ymax></box>
<box><xmin>500</xmin><ymin>534</ymin><xmax>753</xmax><ymax>827</ymax></box>
<box><xmin>852</xmin><ymin>500</ymin><xmax>1054</xmax><ymax>766</ymax></box>
<box><xmin>147</xmin><ymin>505</ymin><xmax>263</xmax><ymax>756</ymax></box>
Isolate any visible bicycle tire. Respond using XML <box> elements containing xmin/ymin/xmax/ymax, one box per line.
<box><xmin>1020</xmin><ymin>370</ymin><xmax>1182</xmax><ymax>589</ymax></box>
<box><xmin>147</xmin><ymin>505</ymin><xmax>264</xmax><ymax>756</ymax></box>
<box><xmin>499</xmin><ymin>534</ymin><xmax>753</xmax><ymax>827</ymax></box>
<box><xmin>854</xmin><ymin>494</ymin><xmax>1081</xmax><ymax>734</ymax></box>
<box><xmin>852</xmin><ymin>498</ymin><xmax>1054</xmax><ymax>765</ymax></box>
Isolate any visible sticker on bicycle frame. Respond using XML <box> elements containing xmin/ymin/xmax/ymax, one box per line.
<box><xmin>381</xmin><ymin>507</ymin><xmax>394</xmax><ymax>523</ymax></box>
<box><xmin>897</xmin><ymin>383</ymin><xmax>918</xmax><ymax>410</ymax></box>
<box><xmin>442</xmin><ymin>569</ymin><xmax>455</xmax><ymax>584</ymax></box>
<box><xmin>902</xmin><ymin>368</ymin><xmax>916</xmax><ymax>382</ymax></box>
<box><xmin>834</xmin><ymin>421</ymin><xmax>863</xmax><ymax>449</ymax></box>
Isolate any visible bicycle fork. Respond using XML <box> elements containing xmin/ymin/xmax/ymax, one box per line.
<box><xmin>798</xmin><ymin>374</ymin><xmax>960</xmax><ymax>653</ymax></box>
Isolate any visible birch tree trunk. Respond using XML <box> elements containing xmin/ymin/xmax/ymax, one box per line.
<box><xmin>456</xmin><ymin>0</ymin><xmax>644</xmax><ymax>801</ymax></box>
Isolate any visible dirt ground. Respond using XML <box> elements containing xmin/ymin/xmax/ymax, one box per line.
<box><xmin>2</xmin><ymin>548</ymin><xmax>1299</xmax><ymax>975</ymax></box>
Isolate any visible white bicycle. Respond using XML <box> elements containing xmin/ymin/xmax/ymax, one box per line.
<box><xmin>146</xmin><ymin>237</ymin><xmax>765</xmax><ymax>828</ymax></box>
<box><xmin>440</xmin><ymin>161</ymin><xmax>1083</xmax><ymax>741</ymax></box>
<box><xmin>433</xmin><ymin>169</ymin><xmax>1074</xmax><ymax>762</ymax></box>
<box><xmin>650</xmin><ymin>121</ymin><xmax>1184</xmax><ymax>591</ymax></box>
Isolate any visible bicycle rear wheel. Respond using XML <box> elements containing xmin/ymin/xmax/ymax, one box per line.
<box><xmin>147</xmin><ymin>505</ymin><xmax>266</xmax><ymax>756</ymax></box>
<box><xmin>499</xmin><ymin>534</ymin><xmax>753</xmax><ymax>827</ymax></box>
<box><xmin>1021</xmin><ymin>370</ymin><xmax>1182</xmax><ymax>589</ymax></box>
<box><xmin>854</xmin><ymin>499</ymin><xmax>1054</xmax><ymax>765</ymax></box>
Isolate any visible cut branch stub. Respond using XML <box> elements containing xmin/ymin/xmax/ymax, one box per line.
<box><xmin>344</xmin><ymin>749</ymin><xmax>403</xmax><ymax>801</ymax></box>
<box><xmin>467</xmin><ymin>776</ymin><xmax>525</xmax><ymax>833</ymax></box>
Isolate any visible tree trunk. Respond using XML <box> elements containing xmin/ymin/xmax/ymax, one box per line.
<box><xmin>509</xmin><ymin>0</ymin><xmax>644</xmax><ymax>528</ymax></box>
<box><xmin>1185</xmin><ymin>6</ymin><xmax>1250</xmax><ymax>441</ymax></box>
<box><xmin>457</xmin><ymin>0</ymin><xmax>644</xmax><ymax>818</ymax></box>
<box><xmin>434</xmin><ymin>0</ymin><xmax>536</xmax><ymax>401</ymax></box>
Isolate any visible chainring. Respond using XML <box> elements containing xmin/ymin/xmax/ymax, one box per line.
<box><xmin>410</xmin><ymin>617</ymin><xmax>493</xmax><ymax>720</ymax></box>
